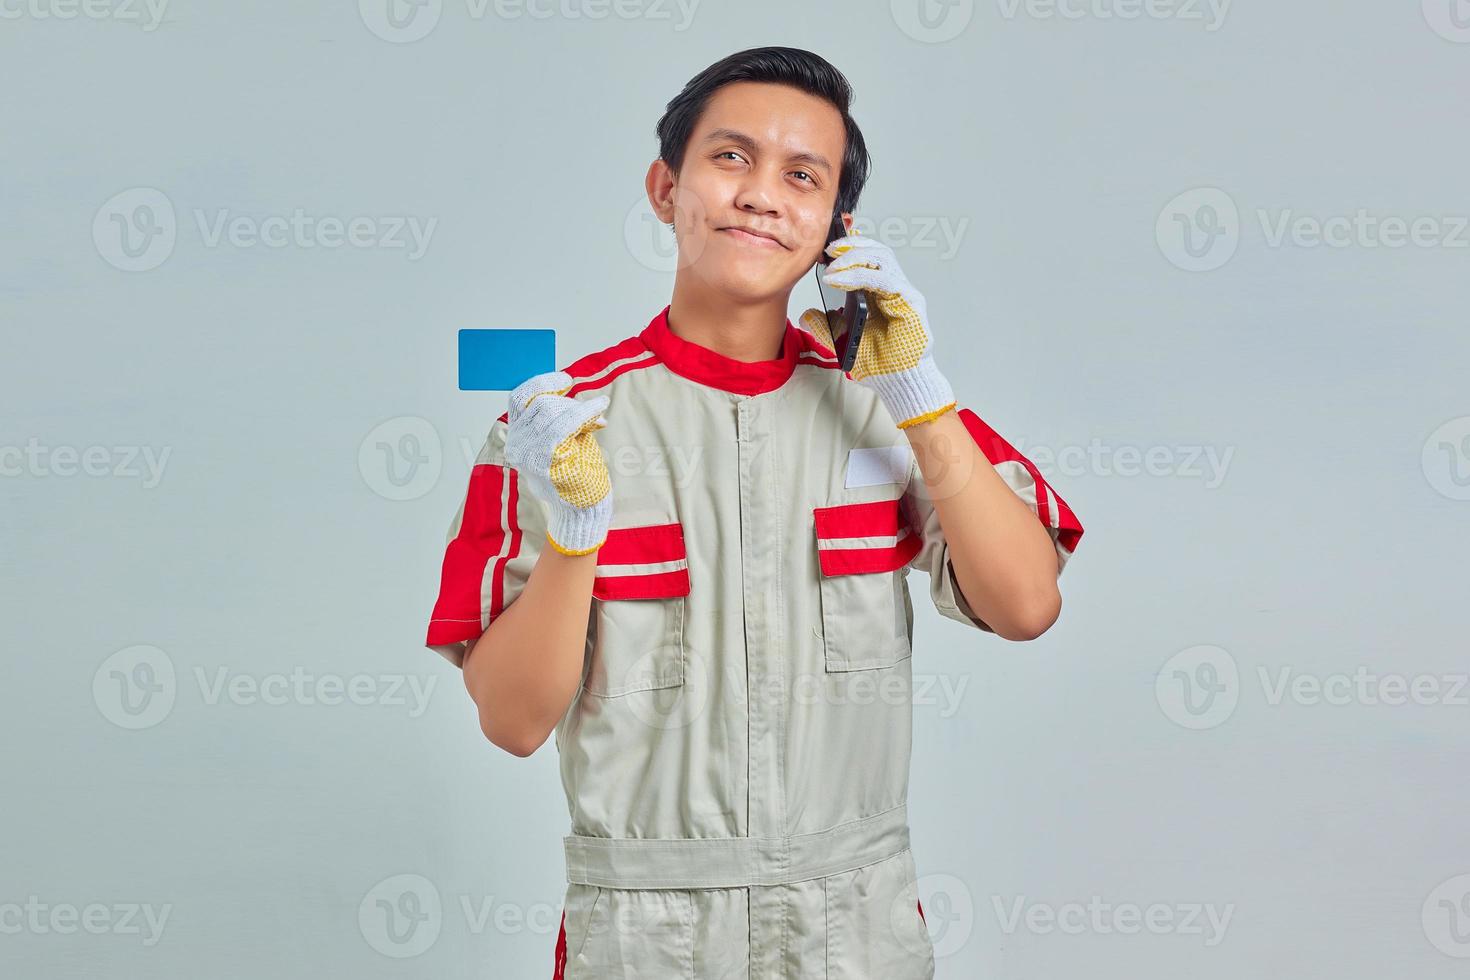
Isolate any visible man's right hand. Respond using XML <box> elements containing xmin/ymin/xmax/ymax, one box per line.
<box><xmin>504</xmin><ymin>370</ymin><xmax>613</xmax><ymax>556</ymax></box>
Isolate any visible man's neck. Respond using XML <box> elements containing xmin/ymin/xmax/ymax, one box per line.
<box><xmin>666</xmin><ymin>282</ymin><xmax>788</xmax><ymax>362</ymax></box>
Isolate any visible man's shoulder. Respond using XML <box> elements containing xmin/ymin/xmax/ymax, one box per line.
<box><xmin>493</xmin><ymin>329</ymin><xmax>655</xmax><ymax>424</ymax></box>
<box><xmin>558</xmin><ymin>331</ymin><xmax>657</xmax><ymax>395</ymax></box>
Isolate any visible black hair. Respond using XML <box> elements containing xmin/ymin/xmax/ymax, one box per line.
<box><xmin>654</xmin><ymin>46</ymin><xmax>871</xmax><ymax>228</ymax></box>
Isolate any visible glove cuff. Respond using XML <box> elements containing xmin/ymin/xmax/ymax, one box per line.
<box><xmin>545</xmin><ymin>492</ymin><xmax>613</xmax><ymax>556</ymax></box>
<box><xmin>866</xmin><ymin>355</ymin><xmax>958</xmax><ymax>429</ymax></box>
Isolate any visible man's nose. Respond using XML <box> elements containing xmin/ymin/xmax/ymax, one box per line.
<box><xmin>733</xmin><ymin>168</ymin><xmax>783</xmax><ymax>216</ymax></box>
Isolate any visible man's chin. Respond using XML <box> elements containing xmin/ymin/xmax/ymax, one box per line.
<box><xmin>681</xmin><ymin>248</ymin><xmax>801</xmax><ymax>296</ymax></box>
<box><xmin>698</xmin><ymin>266</ymin><xmax>804</xmax><ymax>305</ymax></box>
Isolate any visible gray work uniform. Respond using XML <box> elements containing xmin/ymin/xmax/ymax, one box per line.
<box><xmin>426</xmin><ymin>305</ymin><xmax>1084</xmax><ymax>978</ymax></box>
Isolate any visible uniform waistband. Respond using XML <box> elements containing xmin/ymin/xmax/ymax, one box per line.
<box><xmin>563</xmin><ymin>804</ymin><xmax>910</xmax><ymax>890</ymax></box>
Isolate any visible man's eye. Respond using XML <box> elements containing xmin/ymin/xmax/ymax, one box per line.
<box><xmin>716</xmin><ymin>151</ymin><xmax>744</xmax><ymax>162</ymax></box>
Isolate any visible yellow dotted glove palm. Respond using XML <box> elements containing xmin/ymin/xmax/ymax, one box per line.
<box><xmin>800</xmin><ymin>234</ymin><xmax>956</xmax><ymax>429</ymax></box>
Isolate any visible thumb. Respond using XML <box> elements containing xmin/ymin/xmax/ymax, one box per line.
<box><xmin>799</xmin><ymin>307</ymin><xmax>841</xmax><ymax>351</ymax></box>
<box><xmin>509</xmin><ymin>370</ymin><xmax>573</xmax><ymax>422</ymax></box>
<box><xmin>569</xmin><ymin>394</ymin><xmax>611</xmax><ymax>437</ymax></box>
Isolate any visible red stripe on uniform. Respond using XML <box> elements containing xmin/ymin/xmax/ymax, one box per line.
<box><xmin>597</xmin><ymin>521</ymin><xmax>686</xmax><ymax>565</ymax></box>
<box><xmin>817</xmin><ymin>531</ymin><xmax>921</xmax><ymax>576</ymax></box>
<box><xmin>565</xmin><ymin>352</ymin><xmax>660</xmax><ymax>398</ymax></box>
<box><xmin>552</xmin><ymin>908</ymin><xmax>567</xmax><ymax>979</ymax></box>
<box><xmin>813</xmin><ymin>498</ymin><xmax>901</xmax><ymax>539</ymax></box>
<box><xmin>592</xmin><ymin>568</ymin><xmax>691</xmax><ymax>601</ymax></box>
<box><xmin>488</xmin><ymin>466</ymin><xmax>521</xmax><ymax>621</ymax></box>
<box><xmin>425</xmin><ymin>463</ymin><xmax>507</xmax><ymax>646</ymax></box>
<box><xmin>563</xmin><ymin>335</ymin><xmax>654</xmax><ymax>386</ymax></box>
<box><xmin>499</xmin><ymin>337</ymin><xmax>659</xmax><ymax>423</ymax></box>
<box><xmin>955</xmin><ymin>407</ymin><xmax>1085</xmax><ymax>555</ymax></box>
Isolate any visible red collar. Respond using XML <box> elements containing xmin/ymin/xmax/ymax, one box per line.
<box><xmin>639</xmin><ymin>304</ymin><xmax>806</xmax><ymax>396</ymax></box>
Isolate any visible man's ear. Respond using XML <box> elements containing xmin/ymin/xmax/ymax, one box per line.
<box><xmin>840</xmin><ymin>212</ymin><xmax>854</xmax><ymax>234</ymax></box>
<box><xmin>646</xmin><ymin>160</ymin><xmax>677</xmax><ymax>224</ymax></box>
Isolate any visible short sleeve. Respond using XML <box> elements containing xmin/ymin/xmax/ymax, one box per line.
<box><xmin>902</xmin><ymin>407</ymin><xmax>1084</xmax><ymax>633</ymax></box>
<box><xmin>424</xmin><ymin>415</ymin><xmax>549</xmax><ymax>668</ymax></box>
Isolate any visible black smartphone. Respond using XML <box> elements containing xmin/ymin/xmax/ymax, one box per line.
<box><xmin>821</xmin><ymin>212</ymin><xmax>867</xmax><ymax>373</ymax></box>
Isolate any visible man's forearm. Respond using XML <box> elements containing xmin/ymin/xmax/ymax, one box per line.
<box><xmin>905</xmin><ymin>410</ymin><xmax>1061</xmax><ymax>640</ymax></box>
<box><xmin>463</xmin><ymin>543</ymin><xmax>597</xmax><ymax>755</ymax></box>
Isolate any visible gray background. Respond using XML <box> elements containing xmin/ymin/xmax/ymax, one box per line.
<box><xmin>4</xmin><ymin>1</ymin><xmax>1468</xmax><ymax>977</ymax></box>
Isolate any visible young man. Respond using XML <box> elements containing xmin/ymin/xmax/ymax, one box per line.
<box><xmin>425</xmin><ymin>46</ymin><xmax>1084</xmax><ymax>979</ymax></box>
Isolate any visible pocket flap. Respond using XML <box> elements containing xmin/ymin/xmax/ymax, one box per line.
<box><xmin>813</xmin><ymin>499</ymin><xmax>920</xmax><ymax>576</ymax></box>
<box><xmin>592</xmin><ymin>522</ymin><xmax>690</xmax><ymax>600</ymax></box>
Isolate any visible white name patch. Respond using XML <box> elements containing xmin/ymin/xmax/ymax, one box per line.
<box><xmin>845</xmin><ymin>446</ymin><xmax>912</xmax><ymax>488</ymax></box>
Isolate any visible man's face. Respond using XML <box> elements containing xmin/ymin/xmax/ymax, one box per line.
<box><xmin>650</xmin><ymin>81</ymin><xmax>847</xmax><ymax>303</ymax></box>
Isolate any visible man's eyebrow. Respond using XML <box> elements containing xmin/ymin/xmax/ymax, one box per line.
<box><xmin>700</xmin><ymin>128</ymin><xmax>834</xmax><ymax>174</ymax></box>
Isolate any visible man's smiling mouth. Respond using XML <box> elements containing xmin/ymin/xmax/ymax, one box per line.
<box><xmin>720</xmin><ymin>226</ymin><xmax>787</xmax><ymax>249</ymax></box>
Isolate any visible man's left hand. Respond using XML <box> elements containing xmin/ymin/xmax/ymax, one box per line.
<box><xmin>799</xmin><ymin>234</ymin><xmax>957</xmax><ymax>430</ymax></box>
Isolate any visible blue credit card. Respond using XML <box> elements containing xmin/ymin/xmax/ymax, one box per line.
<box><xmin>458</xmin><ymin>329</ymin><xmax>556</xmax><ymax>391</ymax></box>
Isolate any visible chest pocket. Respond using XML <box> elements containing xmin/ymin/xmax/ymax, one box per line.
<box><xmin>813</xmin><ymin>498</ymin><xmax>920</xmax><ymax>672</ymax></box>
<box><xmin>584</xmin><ymin>521</ymin><xmax>690</xmax><ymax>698</ymax></box>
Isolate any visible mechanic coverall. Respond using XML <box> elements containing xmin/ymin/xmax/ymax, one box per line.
<box><xmin>426</xmin><ymin>304</ymin><xmax>1084</xmax><ymax>979</ymax></box>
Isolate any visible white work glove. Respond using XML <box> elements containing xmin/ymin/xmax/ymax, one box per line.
<box><xmin>504</xmin><ymin>370</ymin><xmax>613</xmax><ymax>556</ymax></box>
<box><xmin>800</xmin><ymin>233</ymin><xmax>957</xmax><ymax>430</ymax></box>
